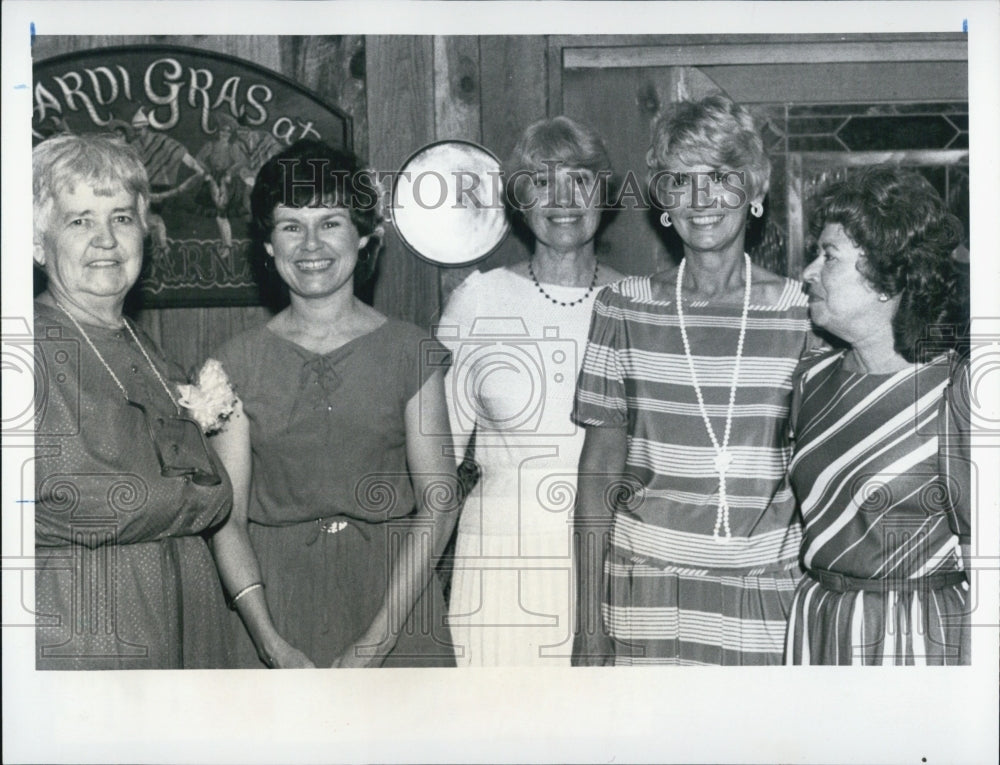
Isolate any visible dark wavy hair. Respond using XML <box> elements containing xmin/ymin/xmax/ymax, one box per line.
<box><xmin>250</xmin><ymin>139</ymin><xmax>383</xmax><ymax>286</ymax></box>
<box><xmin>809</xmin><ymin>166</ymin><xmax>966</xmax><ymax>362</ymax></box>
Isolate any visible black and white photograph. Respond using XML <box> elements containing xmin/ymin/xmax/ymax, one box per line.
<box><xmin>3</xmin><ymin>1</ymin><xmax>999</xmax><ymax>763</ymax></box>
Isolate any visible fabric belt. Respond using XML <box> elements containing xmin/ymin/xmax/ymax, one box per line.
<box><xmin>807</xmin><ymin>567</ymin><xmax>967</xmax><ymax>593</ymax></box>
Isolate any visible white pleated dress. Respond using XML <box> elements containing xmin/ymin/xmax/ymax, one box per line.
<box><xmin>437</xmin><ymin>267</ymin><xmax>602</xmax><ymax>666</ymax></box>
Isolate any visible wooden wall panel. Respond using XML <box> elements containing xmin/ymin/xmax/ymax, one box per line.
<box><xmin>471</xmin><ymin>36</ymin><xmax>547</xmax><ymax>276</ymax></box>
<box><xmin>433</xmin><ymin>36</ymin><xmax>483</xmax><ymax>302</ymax></box>
<box><xmin>366</xmin><ymin>35</ymin><xmax>439</xmax><ymax>328</ymax></box>
<box><xmin>480</xmin><ymin>37</ymin><xmax>548</xmax><ymax>159</ymax></box>
<box><xmin>434</xmin><ymin>36</ymin><xmax>481</xmax><ymax>141</ymax></box>
<box><xmin>279</xmin><ymin>36</ymin><xmax>368</xmax><ymax>160</ymax></box>
<box><xmin>432</xmin><ymin>36</ymin><xmax>550</xmax><ymax>305</ymax></box>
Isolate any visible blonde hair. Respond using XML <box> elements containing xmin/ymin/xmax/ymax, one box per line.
<box><xmin>504</xmin><ymin>115</ymin><xmax>616</xmax><ymax>211</ymax></box>
<box><xmin>646</xmin><ymin>95</ymin><xmax>771</xmax><ymax>199</ymax></box>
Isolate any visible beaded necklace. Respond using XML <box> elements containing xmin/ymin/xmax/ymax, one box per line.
<box><xmin>675</xmin><ymin>253</ymin><xmax>752</xmax><ymax>541</ymax></box>
<box><xmin>528</xmin><ymin>258</ymin><xmax>599</xmax><ymax>307</ymax></box>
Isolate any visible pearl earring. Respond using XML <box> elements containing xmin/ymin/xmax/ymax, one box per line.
<box><xmin>878</xmin><ymin>293</ymin><xmax>890</xmax><ymax>302</ymax></box>
<box><xmin>660</xmin><ymin>211</ymin><xmax>672</xmax><ymax>227</ymax></box>
<box><xmin>750</xmin><ymin>201</ymin><xmax>763</xmax><ymax>218</ymax></box>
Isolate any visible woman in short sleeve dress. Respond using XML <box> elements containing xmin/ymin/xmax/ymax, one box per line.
<box><xmin>209</xmin><ymin>140</ymin><xmax>458</xmax><ymax>668</ymax></box>
<box><xmin>572</xmin><ymin>96</ymin><xmax>812</xmax><ymax>665</ymax></box>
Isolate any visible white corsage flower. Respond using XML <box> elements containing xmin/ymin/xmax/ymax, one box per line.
<box><xmin>177</xmin><ymin>358</ymin><xmax>239</xmax><ymax>434</ymax></box>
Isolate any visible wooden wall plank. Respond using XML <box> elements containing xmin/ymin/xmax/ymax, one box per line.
<box><xmin>279</xmin><ymin>35</ymin><xmax>368</xmax><ymax>160</ymax></box>
<box><xmin>474</xmin><ymin>36</ymin><xmax>547</xmax><ymax>274</ymax></box>
<box><xmin>480</xmin><ymin>37</ymin><xmax>548</xmax><ymax>161</ymax></box>
<box><xmin>701</xmin><ymin>61</ymin><xmax>968</xmax><ymax>104</ymax></box>
<box><xmin>434</xmin><ymin>36</ymin><xmax>481</xmax><ymax>141</ymax></box>
<box><xmin>433</xmin><ymin>36</ymin><xmax>484</xmax><ymax>303</ymax></box>
<box><xmin>563</xmin><ymin>40</ymin><xmax>968</xmax><ymax>69</ymax></box>
<box><xmin>366</xmin><ymin>35</ymin><xmax>439</xmax><ymax>328</ymax></box>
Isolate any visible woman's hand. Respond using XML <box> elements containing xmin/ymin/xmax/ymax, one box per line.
<box><xmin>208</xmin><ymin>401</ymin><xmax>313</xmax><ymax>669</ymax></box>
<box><xmin>263</xmin><ymin>638</ymin><xmax>316</xmax><ymax>669</ymax></box>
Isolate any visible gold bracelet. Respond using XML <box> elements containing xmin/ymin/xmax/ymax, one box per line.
<box><xmin>229</xmin><ymin>582</ymin><xmax>263</xmax><ymax>610</ymax></box>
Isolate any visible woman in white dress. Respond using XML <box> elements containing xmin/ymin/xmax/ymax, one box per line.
<box><xmin>437</xmin><ymin>117</ymin><xmax>624</xmax><ymax>666</ymax></box>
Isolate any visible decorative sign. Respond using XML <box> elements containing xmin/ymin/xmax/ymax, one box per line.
<box><xmin>32</xmin><ymin>45</ymin><xmax>352</xmax><ymax>307</ymax></box>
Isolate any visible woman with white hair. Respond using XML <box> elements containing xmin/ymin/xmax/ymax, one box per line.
<box><xmin>32</xmin><ymin>133</ymin><xmax>234</xmax><ymax>669</ymax></box>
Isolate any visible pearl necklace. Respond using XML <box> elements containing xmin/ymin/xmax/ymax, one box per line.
<box><xmin>54</xmin><ymin>300</ymin><xmax>180</xmax><ymax>414</ymax></box>
<box><xmin>528</xmin><ymin>259</ymin><xmax>599</xmax><ymax>307</ymax></box>
<box><xmin>675</xmin><ymin>253</ymin><xmax>752</xmax><ymax>541</ymax></box>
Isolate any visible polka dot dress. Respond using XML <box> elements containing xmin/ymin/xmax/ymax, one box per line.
<box><xmin>33</xmin><ymin>302</ymin><xmax>236</xmax><ymax>669</ymax></box>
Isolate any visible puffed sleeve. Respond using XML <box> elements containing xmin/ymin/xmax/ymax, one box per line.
<box><xmin>572</xmin><ymin>284</ymin><xmax>628</xmax><ymax>428</ymax></box>
<box><xmin>939</xmin><ymin>355</ymin><xmax>972</xmax><ymax>545</ymax></box>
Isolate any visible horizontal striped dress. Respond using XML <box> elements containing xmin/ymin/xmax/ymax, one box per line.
<box><xmin>784</xmin><ymin>349</ymin><xmax>971</xmax><ymax>665</ymax></box>
<box><xmin>573</xmin><ymin>273</ymin><xmax>812</xmax><ymax>665</ymax></box>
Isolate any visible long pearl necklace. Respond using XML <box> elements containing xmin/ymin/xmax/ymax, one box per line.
<box><xmin>54</xmin><ymin>300</ymin><xmax>180</xmax><ymax>414</ymax></box>
<box><xmin>675</xmin><ymin>253</ymin><xmax>752</xmax><ymax>541</ymax></box>
<box><xmin>529</xmin><ymin>258</ymin><xmax>599</xmax><ymax>307</ymax></box>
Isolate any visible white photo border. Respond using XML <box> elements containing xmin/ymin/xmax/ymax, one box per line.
<box><xmin>3</xmin><ymin>3</ymin><xmax>998</xmax><ymax>763</ymax></box>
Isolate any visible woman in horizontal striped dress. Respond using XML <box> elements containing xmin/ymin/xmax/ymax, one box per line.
<box><xmin>572</xmin><ymin>95</ymin><xmax>813</xmax><ymax>665</ymax></box>
<box><xmin>785</xmin><ymin>167</ymin><xmax>970</xmax><ymax>665</ymax></box>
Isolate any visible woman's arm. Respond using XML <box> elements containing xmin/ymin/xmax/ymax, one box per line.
<box><xmin>332</xmin><ymin>370</ymin><xmax>459</xmax><ymax>667</ymax></box>
<box><xmin>435</xmin><ymin>280</ymin><xmax>479</xmax><ymax>464</ymax></box>
<box><xmin>572</xmin><ymin>425</ymin><xmax>627</xmax><ymax>666</ymax></box>
<box><xmin>442</xmin><ymin>362</ymin><xmax>474</xmax><ymax>464</ymax></box>
<box><xmin>208</xmin><ymin>399</ymin><xmax>314</xmax><ymax>668</ymax></box>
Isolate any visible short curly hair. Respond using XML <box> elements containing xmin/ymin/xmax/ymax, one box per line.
<box><xmin>809</xmin><ymin>166</ymin><xmax>966</xmax><ymax>362</ymax></box>
<box><xmin>33</xmin><ymin>133</ymin><xmax>150</xmax><ymax>244</ymax></box>
<box><xmin>504</xmin><ymin>116</ymin><xmax>617</xmax><ymax>213</ymax></box>
<box><xmin>250</xmin><ymin>139</ymin><xmax>383</xmax><ymax>283</ymax></box>
<box><xmin>646</xmin><ymin>94</ymin><xmax>771</xmax><ymax>204</ymax></box>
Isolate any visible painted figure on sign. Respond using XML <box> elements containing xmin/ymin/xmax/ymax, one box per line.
<box><xmin>195</xmin><ymin>113</ymin><xmax>250</xmax><ymax>251</ymax></box>
<box><xmin>121</xmin><ymin>108</ymin><xmax>206</xmax><ymax>251</ymax></box>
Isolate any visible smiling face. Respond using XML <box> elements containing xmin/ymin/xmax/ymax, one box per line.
<box><xmin>523</xmin><ymin>165</ymin><xmax>601</xmax><ymax>254</ymax></box>
<box><xmin>35</xmin><ymin>182</ymin><xmax>145</xmax><ymax>312</ymax></box>
<box><xmin>661</xmin><ymin>159</ymin><xmax>761</xmax><ymax>257</ymax></box>
<box><xmin>265</xmin><ymin>203</ymin><xmax>370</xmax><ymax>301</ymax></box>
<box><xmin>802</xmin><ymin>222</ymin><xmax>898</xmax><ymax>344</ymax></box>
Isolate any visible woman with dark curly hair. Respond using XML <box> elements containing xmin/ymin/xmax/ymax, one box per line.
<box><xmin>207</xmin><ymin>139</ymin><xmax>459</xmax><ymax>668</ymax></box>
<box><xmin>785</xmin><ymin>166</ymin><xmax>970</xmax><ymax>665</ymax></box>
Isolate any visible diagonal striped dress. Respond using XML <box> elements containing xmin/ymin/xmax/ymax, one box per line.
<box><xmin>784</xmin><ymin>349</ymin><xmax>970</xmax><ymax>665</ymax></box>
<box><xmin>573</xmin><ymin>273</ymin><xmax>812</xmax><ymax>665</ymax></box>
